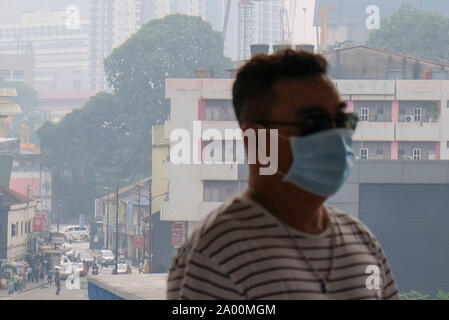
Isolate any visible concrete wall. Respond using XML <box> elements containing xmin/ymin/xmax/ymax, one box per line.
<box><xmin>6</xmin><ymin>201</ymin><xmax>36</xmax><ymax>260</ymax></box>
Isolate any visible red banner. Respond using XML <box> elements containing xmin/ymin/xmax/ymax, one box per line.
<box><xmin>33</xmin><ymin>214</ymin><xmax>48</xmax><ymax>232</ymax></box>
<box><xmin>133</xmin><ymin>235</ymin><xmax>144</xmax><ymax>249</ymax></box>
<box><xmin>33</xmin><ymin>216</ymin><xmax>43</xmax><ymax>232</ymax></box>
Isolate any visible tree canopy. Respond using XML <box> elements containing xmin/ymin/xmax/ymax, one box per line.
<box><xmin>367</xmin><ymin>4</ymin><xmax>449</xmax><ymax>63</ymax></box>
<box><xmin>38</xmin><ymin>14</ymin><xmax>233</xmax><ymax>221</ymax></box>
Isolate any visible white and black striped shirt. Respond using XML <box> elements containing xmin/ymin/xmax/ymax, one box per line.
<box><xmin>167</xmin><ymin>195</ymin><xmax>400</xmax><ymax>300</ymax></box>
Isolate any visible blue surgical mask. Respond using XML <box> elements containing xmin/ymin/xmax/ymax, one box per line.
<box><xmin>279</xmin><ymin>128</ymin><xmax>355</xmax><ymax>197</ymax></box>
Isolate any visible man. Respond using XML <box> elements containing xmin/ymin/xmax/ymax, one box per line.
<box><xmin>55</xmin><ymin>269</ymin><xmax>61</xmax><ymax>296</ymax></box>
<box><xmin>167</xmin><ymin>49</ymin><xmax>399</xmax><ymax>300</ymax></box>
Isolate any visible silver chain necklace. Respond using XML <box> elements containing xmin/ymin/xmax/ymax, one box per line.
<box><xmin>247</xmin><ymin>189</ymin><xmax>336</xmax><ymax>294</ymax></box>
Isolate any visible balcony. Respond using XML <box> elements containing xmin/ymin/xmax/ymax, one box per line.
<box><xmin>201</xmin><ymin>120</ymin><xmax>241</xmax><ymax>139</ymax></box>
<box><xmin>200</xmin><ymin>163</ymin><xmax>239</xmax><ymax>180</ymax></box>
<box><xmin>353</xmin><ymin>122</ymin><xmax>395</xmax><ymax>141</ymax></box>
<box><xmin>395</xmin><ymin>122</ymin><xmax>440</xmax><ymax>141</ymax></box>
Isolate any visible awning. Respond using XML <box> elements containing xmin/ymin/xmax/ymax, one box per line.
<box><xmin>0</xmin><ymin>100</ymin><xmax>22</xmax><ymax>116</ymax></box>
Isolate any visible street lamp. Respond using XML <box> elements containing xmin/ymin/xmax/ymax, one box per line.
<box><xmin>302</xmin><ymin>8</ymin><xmax>307</xmax><ymax>43</ymax></box>
<box><xmin>104</xmin><ymin>187</ymin><xmax>119</xmax><ymax>274</ymax></box>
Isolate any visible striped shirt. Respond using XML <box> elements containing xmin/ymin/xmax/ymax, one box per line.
<box><xmin>167</xmin><ymin>195</ymin><xmax>400</xmax><ymax>300</ymax></box>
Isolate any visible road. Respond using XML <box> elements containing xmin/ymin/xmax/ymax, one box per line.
<box><xmin>0</xmin><ymin>282</ymin><xmax>88</xmax><ymax>300</ymax></box>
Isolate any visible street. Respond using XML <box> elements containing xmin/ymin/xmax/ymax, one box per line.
<box><xmin>0</xmin><ymin>282</ymin><xmax>88</xmax><ymax>300</ymax></box>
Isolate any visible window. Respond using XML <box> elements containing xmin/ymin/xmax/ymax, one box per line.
<box><xmin>360</xmin><ymin>148</ymin><xmax>368</xmax><ymax>160</ymax></box>
<box><xmin>11</xmin><ymin>223</ymin><xmax>16</xmax><ymax>237</ymax></box>
<box><xmin>203</xmin><ymin>181</ymin><xmax>239</xmax><ymax>202</ymax></box>
<box><xmin>412</xmin><ymin>148</ymin><xmax>421</xmax><ymax>160</ymax></box>
<box><xmin>376</xmin><ymin>149</ymin><xmax>384</xmax><ymax>156</ymax></box>
<box><xmin>73</xmin><ymin>80</ymin><xmax>81</xmax><ymax>90</ymax></box>
<box><xmin>21</xmin><ymin>221</ymin><xmax>23</xmax><ymax>235</ymax></box>
<box><xmin>360</xmin><ymin>108</ymin><xmax>369</xmax><ymax>122</ymax></box>
<box><xmin>414</xmin><ymin>108</ymin><xmax>422</xmax><ymax>122</ymax></box>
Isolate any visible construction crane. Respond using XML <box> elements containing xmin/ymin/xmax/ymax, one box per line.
<box><xmin>318</xmin><ymin>3</ymin><xmax>334</xmax><ymax>51</ymax></box>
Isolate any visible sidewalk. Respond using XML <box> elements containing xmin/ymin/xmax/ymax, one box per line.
<box><xmin>0</xmin><ymin>280</ymin><xmax>48</xmax><ymax>298</ymax></box>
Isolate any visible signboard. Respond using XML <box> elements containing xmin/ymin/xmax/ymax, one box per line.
<box><xmin>171</xmin><ymin>222</ymin><xmax>187</xmax><ymax>248</ymax></box>
<box><xmin>79</xmin><ymin>214</ymin><xmax>86</xmax><ymax>227</ymax></box>
<box><xmin>95</xmin><ymin>199</ymin><xmax>104</xmax><ymax>220</ymax></box>
<box><xmin>33</xmin><ymin>213</ymin><xmax>48</xmax><ymax>232</ymax></box>
<box><xmin>33</xmin><ymin>216</ymin><xmax>43</xmax><ymax>232</ymax></box>
<box><xmin>133</xmin><ymin>235</ymin><xmax>144</xmax><ymax>249</ymax></box>
<box><xmin>126</xmin><ymin>202</ymin><xmax>134</xmax><ymax>231</ymax></box>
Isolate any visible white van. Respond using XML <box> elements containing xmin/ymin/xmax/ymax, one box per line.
<box><xmin>64</xmin><ymin>225</ymin><xmax>90</xmax><ymax>242</ymax></box>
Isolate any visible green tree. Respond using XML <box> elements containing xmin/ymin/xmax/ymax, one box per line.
<box><xmin>367</xmin><ymin>4</ymin><xmax>449</xmax><ymax>63</ymax></box>
<box><xmin>38</xmin><ymin>14</ymin><xmax>232</xmax><ymax>220</ymax></box>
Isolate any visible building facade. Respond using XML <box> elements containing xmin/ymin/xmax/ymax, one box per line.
<box><xmin>161</xmin><ymin>45</ymin><xmax>449</xmax><ymax>240</ymax></box>
<box><xmin>0</xmin><ymin>186</ymin><xmax>36</xmax><ymax>261</ymax></box>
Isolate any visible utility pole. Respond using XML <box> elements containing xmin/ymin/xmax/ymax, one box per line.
<box><xmin>303</xmin><ymin>8</ymin><xmax>307</xmax><ymax>43</ymax></box>
<box><xmin>138</xmin><ymin>182</ymin><xmax>141</xmax><ymax>266</ymax></box>
<box><xmin>148</xmin><ymin>187</ymin><xmax>152</xmax><ymax>273</ymax></box>
<box><xmin>114</xmin><ymin>187</ymin><xmax>118</xmax><ymax>274</ymax></box>
<box><xmin>106</xmin><ymin>192</ymin><xmax>109</xmax><ymax>249</ymax></box>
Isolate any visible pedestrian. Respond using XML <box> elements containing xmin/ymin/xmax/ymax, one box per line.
<box><xmin>55</xmin><ymin>270</ymin><xmax>61</xmax><ymax>296</ymax></box>
<box><xmin>8</xmin><ymin>279</ymin><xmax>14</xmax><ymax>295</ymax></box>
<box><xmin>167</xmin><ymin>49</ymin><xmax>400</xmax><ymax>300</ymax></box>
<box><xmin>12</xmin><ymin>273</ymin><xmax>19</xmax><ymax>292</ymax></box>
<box><xmin>47</xmin><ymin>269</ymin><xmax>52</xmax><ymax>285</ymax></box>
<box><xmin>40</xmin><ymin>267</ymin><xmax>44</xmax><ymax>282</ymax></box>
<box><xmin>27</xmin><ymin>266</ymin><xmax>32</xmax><ymax>283</ymax></box>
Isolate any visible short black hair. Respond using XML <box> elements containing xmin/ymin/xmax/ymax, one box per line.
<box><xmin>232</xmin><ymin>49</ymin><xmax>328</xmax><ymax>125</ymax></box>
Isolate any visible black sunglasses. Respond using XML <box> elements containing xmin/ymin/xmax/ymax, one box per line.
<box><xmin>256</xmin><ymin>112</ymin><xmax>358</xmax><ymax>137</ymax></box>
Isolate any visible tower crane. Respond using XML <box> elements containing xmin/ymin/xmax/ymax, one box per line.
<box><xmin>318</xmin><ymin>3</ymin><xmax>335</xmax><ymax>51</ymax></box>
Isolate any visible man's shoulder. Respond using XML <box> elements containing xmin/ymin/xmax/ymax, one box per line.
<box><xmin>326</xmin><ymin>205</ymin><xmax>378</xmax><ymax>242</ymax></box>
<box><xmin>173</xmin><ymin>196</ymin><xmax>261</xmax><ymax>260</ymax></box>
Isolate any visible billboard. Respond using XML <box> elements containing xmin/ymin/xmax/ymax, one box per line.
<box><xmin>95</xmin><ymin>199</ymin><xmax>104</xmax><ymax>220</ymax></box>
<box><xmin>171</xmin><ymin>222</ymin><xmax>187</xmax><ymax>248</ymax></box>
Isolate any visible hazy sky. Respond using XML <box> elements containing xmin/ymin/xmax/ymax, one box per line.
<box><xmin>291</xmin><ymin>0</ymin><xmax>317</xmax><ymax>46</ymax></box>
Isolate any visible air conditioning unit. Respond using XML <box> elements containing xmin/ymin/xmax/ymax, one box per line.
<box><xmin>404</xmin><ymin>115</ymin><xmax>414</xmax><ymax>122</ymax></box>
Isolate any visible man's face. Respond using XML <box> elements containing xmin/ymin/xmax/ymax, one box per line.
<box><xmin>266</xmin><ymin>75</ymin><xmax>344</xmax><ymax>176</ymax></box>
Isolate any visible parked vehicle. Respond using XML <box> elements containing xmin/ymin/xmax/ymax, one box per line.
<box><xmin>64</xmin><ymin>225</ymin><xmax>90</xmax><ymax>242</ymax></box>
<box><xmin>116</xmin><ymin>263</ymin><xmax>130</xmax><ymax>275</ymax></box>
<box><xmin>98</xmin><ymin>249</ymin><xmax>115</xmax><ymax>266</ymax></box>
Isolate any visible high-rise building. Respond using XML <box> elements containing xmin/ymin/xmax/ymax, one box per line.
<box><xmin>0</xmin><ymin>9</ymin><xmax>91</xmax><ymax>91</ymax></box>
<box><xmin>89</xmin><ymin>0</ymin><xmax>142</xmax><ymax>90</ymax></box>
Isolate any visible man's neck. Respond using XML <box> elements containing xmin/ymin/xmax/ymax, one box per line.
<box><xmin>244</xmin><ymin>179</ymin><xmax>329</xmax><ymax>235</ymax></box>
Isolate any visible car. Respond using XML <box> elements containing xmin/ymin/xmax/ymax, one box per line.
<box><xmin>64</xmin><ymin>225</ymin><xmax>90</xmax><ymax>242</ymax></box>
<box><xmin>99</xmin><ymin>249</ymin><xmax>115</xmax><ymax>266</ymax></box>
<box><xmin>79</xmin><ymin>251</ymin><xmax>95</xmax><ymax>264</ymax></box>
<box><xmin>116</xmin><ymin>263</ymin><xmax>130</xmax><ymax>275</ymax></box>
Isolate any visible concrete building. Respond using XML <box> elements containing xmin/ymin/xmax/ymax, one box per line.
<box><xmin>37</xmin><ymin>90</ymin><xmax>96</xmax><ymax>122</ymax></box>
<box><xmin>0</xmin><ymin>53</ymin><xmax>35</xmax><ymax>88</ymax></box>
<box><xmin>0</xmin><ymin>185</ymin><xmax>37</xmax><ymax>261</ymax></box>
<box><xmin>251</xmin><ymin>0</ymin><xmax>283</xmax><ymax>47</ymax></box>
<box><xmin>313</xmin><ymin>0</ymin><xmax>449</xmax><ymax>48</ymax></box>
<box><xmin>161</xmin><ymin>74</ymin><xmax>246</xmax><ymax>236</ymax></box>
<box><xmin>0</xmin><ymin>9</ymin><xmax>91</xmax><ymax>91</ymax></box>
<box><xmin>323</xmin><ymin>46</ymin><xmax>449</xmax><ymax>161</ymax></box>
<box><xmin>89</xmin><ymin>0</ymin><xmax>143</xmax><ymax>90</ymax></box>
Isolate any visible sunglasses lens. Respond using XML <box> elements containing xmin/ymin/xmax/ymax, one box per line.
<box><xmin>302</xmin><ymin>116</ymin><xmax>333</xmax><ymax>136</ymax></box>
